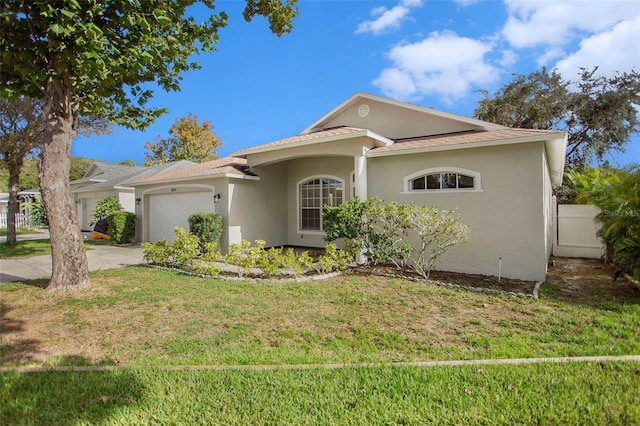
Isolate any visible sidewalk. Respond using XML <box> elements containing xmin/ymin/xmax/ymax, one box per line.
<box><xmin>0</xmin><ymin>231</ymin><xmax>144</xmax><ymax>283</ymax></box>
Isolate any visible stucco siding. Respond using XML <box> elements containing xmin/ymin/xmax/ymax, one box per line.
<box><xmin>321</xmin><ymin>99</ymin><xmax>478</xmax><ymax>139</ymax></box>
<box><xmin>286</xmin><ymin>156</ymin><xmax>354</xmax><ymax>248</ymax></box>
<box><xmin>367</xmin><ymin>142</ymin><xmax>548</xmax><ymax>281</ymax></box>
<box><xmin>226</xmin><ymin>164</ymin><xmax>287</xmax><ymax>248</ymax></box>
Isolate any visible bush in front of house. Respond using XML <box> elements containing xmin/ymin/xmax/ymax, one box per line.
<box><xmin>323</xmin><ymin>198</ymin><xmax>471</xmax><ymax>279</ymax></box>
<box><xmin>141</xmin><ymin>227</ymin><xmax>200</xmax><ymax>267</ymax></box>
<box><xmin>107</xmin><ymin>211</ymin><xmax>136</xmax><ymax>244</ymax></box>
<box><xmin>188</xmin><ymin>212</ymin><xmax>223</xmax><ymax>252</ymax></box>
<box><xmin>91</xmin><ymin>196</ymin><xmax>122</xmax><ymax>226</ymax></box>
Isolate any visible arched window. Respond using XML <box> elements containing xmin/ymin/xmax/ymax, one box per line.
<box><xmin>299</xmin><ymin>176</ymin><xmax>344</xmax><ymax>232</ymax></box>
<box><xmin>403</xmin><ymin>167</ymin><xmax>481</xmax><ymax>193</ymax></box>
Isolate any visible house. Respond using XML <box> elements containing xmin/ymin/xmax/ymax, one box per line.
<box><xmin>129</xmin><ymin>93</ymin><xmax>566</xmax><ymax>281</ymax></box>
<box><xmin>70</xmin><ymin>160</ymin><xmax>195</xmax><ymax>230</ymax></box>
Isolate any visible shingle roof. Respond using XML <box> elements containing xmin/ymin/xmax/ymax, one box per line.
<box><xmin>128</xmin><ymin>157</ymin><xmax>254</xmax><ymax>185</ymax></box>
<box><xmin>370</xmin><ymin>128</ymin><xmax>565</xmax><ymax>154</ymax></box>
<box><xmin>232</xmin><ymin>127</ymin><xmax>367</xmax><ymax>157</ymax></box>
<box><xmin>71</xmin><ymin>160</ymin><xmax>195</xmax><ymax>192</ymax></box>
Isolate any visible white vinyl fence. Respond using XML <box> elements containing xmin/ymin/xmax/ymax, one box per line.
<box><xmin>553</xmin><ymin>202</ymin><xmax>605</xmax><ymax>259</ymax></box>
<box><xmin>0</xmin><ymin>212</ymin><xmax>36</xmax><ymax>229</ymax></box>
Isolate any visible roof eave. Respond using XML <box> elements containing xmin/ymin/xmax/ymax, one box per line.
<box><xmin>129</xmin><ymin>173</ymin><xmax>259</xmax><ymax>187</ymax></box>
<box><xmin>368</xmin><ymin>132</ymin><xmax>567</xmax><ymax>158</ymax></box>
<box><xmin>231</xmin><ymin>129</ymin><xmax>393</xmax><ymax>158</ymax></box>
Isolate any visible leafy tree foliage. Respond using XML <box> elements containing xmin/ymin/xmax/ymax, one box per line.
<box><xmin>593</xmin><ymin>168</ymin><xmax>640</xmax><ymax>282</ymax></box>
<box><xmin>144</xmin><ymin>112</ymin><xmax>221</xmax><ymax>166</ymax></box>
<box><xmin>90</xmin><ymin>196</ymin><xmax>122</xmax><ymax>226</ymax></box>
<box><xmin>0</xmin><ymin>0</ymin><xmax>297</xmax><ymax>290</ymax></box>
<box><xmin>324</xmin><ymin>197</ymin><xmax>471</xmax><ymax>278</ymax></box>
<box><xmin>0</xmin><ymin>97</ymin><xmax>45</xmax><ymax>245</ymax></box>
<box><xmin>474</xmin><ymin>67</ymin><xmax>640</xmax><ymax>167</ymax></box>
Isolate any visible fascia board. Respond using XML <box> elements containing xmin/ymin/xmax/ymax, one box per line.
<box><xmin>367</xmin><ymin>133</ymin><xmax>566</xmax><ymax>158</ymax></box>
<box><xmin>129</xmin><ymin>173</ymin><xmax>260</xmax><ymax>187</ymax></box>
<box><xmin>231</xmin><ymin>129</ymin><xmax>393</xmax><ymax>158</ymax></box>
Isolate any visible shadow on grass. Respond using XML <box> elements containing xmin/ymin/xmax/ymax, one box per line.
<box><xmin>0</xmin><ymin>302</ymin><xmax>42</xmax><ymax>366</ymax></box>
<box><xmin>0</xmin><ymin>359</ymin><xmax>146</xmax><ymax>425</ymax></box>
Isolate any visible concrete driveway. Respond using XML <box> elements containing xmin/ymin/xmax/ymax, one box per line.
<box><xmin>0</xmin><ymin>230</ymin><xmax>145</xmax><ymax>283</ymax></box>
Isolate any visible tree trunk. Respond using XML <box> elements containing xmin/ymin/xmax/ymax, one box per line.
<box><xmin>5</xmin><ymin>159</ymin><xmax>23</xmax><ymax>246</ymax></box>
<box><xmin>40</xmin><ymin>79</ymin><xmax>89</xmax><ymax>291</ymax></box>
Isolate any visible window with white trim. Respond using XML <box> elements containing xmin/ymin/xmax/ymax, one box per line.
<box><xmin>299</xmin><ymin>177</ymin><xmax>344</xmax><ymax>231</ymax></box>
<box><xmin>404</xmin><ymin>167</ymin><xmax>481</xmax><ymax>193</ymax></box>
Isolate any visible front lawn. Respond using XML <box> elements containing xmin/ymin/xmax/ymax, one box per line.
<box><xmin>1</xmin><ymin>260</ymin><xmax>639</xmax><ymax>424</ymax></box>
<box><xmin>0</xmin><ymin>238</ymin><xmax>112</xmax><ymax>259</ymax></box>
<box><xmin>2</xmin><ymin>362</ymin><xmax>638</xmax><ymax>425</ymax></box>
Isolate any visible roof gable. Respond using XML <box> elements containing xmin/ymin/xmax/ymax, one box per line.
<box><xmin>302</xmin><ymin>92</ymin><xmax>506</xmax><ymax>139</ymax></box>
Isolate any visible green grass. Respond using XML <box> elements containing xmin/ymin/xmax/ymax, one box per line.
<box><xmin>1</xmin><ymin>362</ymin><xmax>638</xmax><ymax>425</ymax></box>
<box><xmin>0</xmin><ymin>238</ymin><xmax>112</xmax><ymax>258</ymax></box>
<box><xmin>0</xmin><ymin>227</ymin><xmax>41</xmax><ymax>237</ymax></box>
<box><xmin>2</xmin><ymin>267</ymin><xmax>639</xmax><ymax>367</ymax></box>
<box><xmin>2</xmin><ymin>263</ymin><xmax>639</xmax><ymax>424</ymax></box>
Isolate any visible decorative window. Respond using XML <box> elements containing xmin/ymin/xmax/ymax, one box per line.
<box><xmin>403</xmin><ymin>167</ymin><xmax>481</xmax><ymax>193</ymax></box>
<box><xmin>299</xmin><ymin>176</ymin><xmax>344</xmax><ymax>232</ymax></box>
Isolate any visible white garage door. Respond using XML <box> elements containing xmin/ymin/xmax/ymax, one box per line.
<box><xmin>148</xmin><ymin>191</ymin><xmax>214</xmax><ymax>242</ymax></box>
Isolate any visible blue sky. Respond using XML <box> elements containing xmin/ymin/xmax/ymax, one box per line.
<box><xmin>72</xmin><ymin>0</ymin><xmax>640</xmax><ymax>167</ymax></box>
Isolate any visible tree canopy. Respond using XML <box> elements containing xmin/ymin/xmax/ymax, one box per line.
<box><xmin>0</xmin><ymin>0</ymin><xmax>298</xmax><ymax>290</ymax></box>
<box><xmin>474</xmin><ymin>67</ymin><xmax>640</xmax><ymax>167</ymax></box>
<box><xmin>144</xmin><ymin>112</ymin><xmax>221</xmax><ymax>166</ymax></box>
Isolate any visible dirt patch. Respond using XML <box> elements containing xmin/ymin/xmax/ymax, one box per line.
<box><xmin>358</xmin><ymin>264</ymin><xmax>537</xmax><ymax>295</ymax></box>
<box><xmin>543</xmin><ymin>257</ymin><xmax>640</xmax><ymax>305</ymax></box>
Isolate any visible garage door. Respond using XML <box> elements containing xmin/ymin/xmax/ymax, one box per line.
<box><xmin>148</xmin><ymin>191</ymin><xmax>214</xmax><ymax>242</ymax></box>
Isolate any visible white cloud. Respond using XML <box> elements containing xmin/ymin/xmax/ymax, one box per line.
<box><xmin>355</xmin><ymin>0</ymin><xmax>423</xmax><ymax>35</ymax></box>
<box><xmin>373</xmin><ymin>31</ymin><xmax>499</xmax><ymax>102</ymax></box>
<box><xmin>555</xmin><ymin>15</ymin><xmax>640</xmax><ymax>80</ymax></box>
<box><xmin>502</xmin><ymin>0</ymin><xmax>633</xmax><ymax>49</ymax></box>
<box><xmin>498</xmin><ymin>50</ymin><xmax>518</xmax><ymax>68</ymax></box>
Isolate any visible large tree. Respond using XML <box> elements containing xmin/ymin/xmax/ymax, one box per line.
<box><xmin>0</xmin><ymin>97</ymin><xmax>45</xmax><ymax>245</ymax></box>
<box><xmin>0</xmin><ymin>0</ymin><xmax>297</xmax><ymax>290</ymax></box>
<box><xmin>144</xmin><ymin>112</ymin><xmax>221</xmax><ymax>166</ymax></box>
<box><xmin>474</xmin><ymin>67</ymin><xmax>640</xmax><ymax>167</ymax></box>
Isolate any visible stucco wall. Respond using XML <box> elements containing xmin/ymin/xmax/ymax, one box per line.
<box><xmin>286</xmin><ymin>156</ymin><xmax>354</xmax><ymax>248</ymax></box>
<box><xmin>225</xmin><ymin>164</ymin><xmax>287</xmax><ymax>248</ymax></box>
<box><xmin>367</xmin><ymin>142</ymin><xmax>549</xmax><ymax>281</ymax></box>
<box><xmin>319</xmin><ymin>99</ymin><xmax>478</xmax><ymax>139</ymax></box>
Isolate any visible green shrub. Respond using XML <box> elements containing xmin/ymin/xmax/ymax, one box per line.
<box><xmin>405</xmin><ymin>205</ymin><xmax>470</xmax><ymax>279</ymax></box>
<box><xmin>594</xmin><ymin>169</ymin><xmax>640</xmax><ymax>281</ymax></box>
<box><xmin>107</xmin><ymin>211</ymin><xmax>136</xmax><ymax>244</ymax></box>
<box><xmin>141</xmin><ymin>227</ymin><xmax>200</xmax><ymax>267</ymax></box>
<box><xmin>91</xmin><ymin>196</ymin><xmax>122</xmax><ymax>226</ymax></box>
<box><xmin>317</xmin><ymin>243</ymin><xmax>353</xmax><ymax>273</ymax></box>
<box><xmin>191</xmin><ymin>259</ymin><xmax>221</xmax><ymax>276</ymax></box>
<box><xmin>169</xmin><ymin>227</ymin><xmax>200</xmax><ymax>266</ymax></box>
<box><xmin>258</xmin><ymin>247</ymin><xmax>283</xmax><ymax>277</ymax></box>
<box><xmin>141</xmin><ymin>240</ymin><xmax>171</xmax><ymax>266</ymax></box>
<box><xmin>324</xmin><ymin>198</ymin><xmax>471</xmax><ymax>278</ymax></box>
<box><xmin>188</xmin><ymin>212</ymin><xmax>223</xmax><ymax>252</ymax></box>
<box><xmin>281</xmin><ymin>248</ymin><xmax>313</xmax><ymax>277</ymax></box>
<box><xmin>201</xmin><ymin>242</ymin><xmax>223</xmax><ymax>263</ymax></box>
<box><xmin>26</xmin><ymin>195</ymin><xmax>48</xmax><ymax>226</ymax></box>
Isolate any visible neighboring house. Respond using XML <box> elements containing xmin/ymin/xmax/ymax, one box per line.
<box><xmin>129</xmin><ymin>93</ymin><xmax>566</xmax><ymax>281</ymax></box>
<box><xmin>0</xmin><ymin>189</ymin><xmax>40</xmax><ymax>228</ymax></box>
<box><xmin>71</xmin><ymin>161</ymin><xmax>194</xmax><ymax>230</ymax></box>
